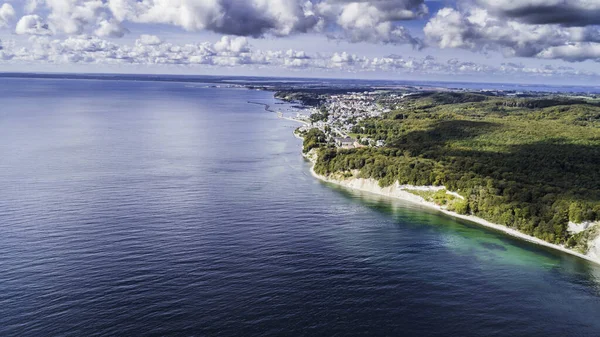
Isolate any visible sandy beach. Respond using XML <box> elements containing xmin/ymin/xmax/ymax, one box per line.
<box><xmin>267</xmin><ymin>97</ymin><xmax>600</xmax><ymax>265</ymax></box>
<box><xmin>303</xmin><ymin>152</ymin><xmax>600</xmax><ymax>266</ymax></box>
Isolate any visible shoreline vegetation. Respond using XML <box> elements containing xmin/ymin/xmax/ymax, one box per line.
<box><xmin>302</xmin><ymin>148</ymin><xmax>600</xmax><ymax>265</ymax></box>
<box><xmin>264</xmin><ymin>89</ymin><xmax>600</xmax><ymax>265</ymax></box>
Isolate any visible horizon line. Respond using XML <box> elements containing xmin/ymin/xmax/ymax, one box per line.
<box><xmin>1</xmin><ymin>71</ymin><xmax>599</xmax><ymax>90</ymax></box>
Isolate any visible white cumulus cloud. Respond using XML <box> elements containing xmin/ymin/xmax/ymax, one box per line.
<box><xmin>213</xmin><ymin>36</ymin><xmax>250</xmax><ymax>54</ymax></box>
<box><xmin>94</xmin><ymin>19</ymin><xmax>128</xmax><ymax>38</ymax></box>
<box><xmin>1</xmin><ymin>0</ymin><xmax>428</xmax><ymax>47</ymax></box>
<box><xmin>0</xmin><ymin>3</ymin><xmax>15</xmax><ymax>28</ymax></box>
<box><xmin>137</xmin><ymin>34</ymin><xmax>162</xmax><ymax>46</ymax></box>
<box><xmin>538</xmin><ymin>43</ymin><xmax>600</xmax><ymax>62</ymax></box>
<box><xmin>1</xmin><ymin>33</ymin><xmax>599</xmax><ymax>79</ymax></box>
<box><xmin>425</xmin><ymin>6</ymin><xmax>600</xmax><ymax>61</ymax></box>
<box><xmin>316</xmin><ymin>0</ymin><xmax>426</xmax><ymax>46</ymax></box>
<box><xmin>16</xmin><ymin>14</ymin><xmax>52</xmax><ymax>35</ymax></box>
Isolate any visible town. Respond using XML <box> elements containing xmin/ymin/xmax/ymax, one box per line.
<box><xmin>277</xmin><ymin>86</ymin><xmax>600</xmax><ymax>151</ymax></box>
<box><xmin>290</xmin><ymin>91</ymin><xmax>392</xmax><ymax>149</ymax></box>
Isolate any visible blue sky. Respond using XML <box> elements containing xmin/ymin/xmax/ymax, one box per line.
<box><xmin>0</xmin><ymin>0</ymin><xmax>599</xmax><ymax>84</ymax></box>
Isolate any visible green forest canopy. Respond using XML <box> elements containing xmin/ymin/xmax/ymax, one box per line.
<box><xmin>310</xmin><ymin>92</ymin><xmax>600</xmax><ymax>248</ymax></box>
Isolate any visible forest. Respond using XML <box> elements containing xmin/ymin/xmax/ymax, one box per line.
<box><xmin>308</xmin><ymin>92</ymin><xmax>600</xmax><ymax>248</ymax></box>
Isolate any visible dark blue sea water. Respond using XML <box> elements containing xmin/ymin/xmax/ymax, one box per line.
<box><xmin>1</xmin><ymin>78</ymin><xmax>600</xmax><ymax>336</ymax></box>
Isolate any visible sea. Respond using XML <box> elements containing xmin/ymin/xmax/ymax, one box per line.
<box><xmin>1</xmin><ymin>76</ymin><xmax>600</xmax><ymax>336</ymax></box>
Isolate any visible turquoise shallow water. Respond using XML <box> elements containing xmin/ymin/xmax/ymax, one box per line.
<box><xmin>1</xmin><ymin>78</ymin><xmax>599</xmax><ymax>336</ymax></box>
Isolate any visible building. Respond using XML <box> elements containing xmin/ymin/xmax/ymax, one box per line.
<box><xmin>335</xmin><ymin>137</ymin><xmax>355</xmax><ymax>149</ymax></box>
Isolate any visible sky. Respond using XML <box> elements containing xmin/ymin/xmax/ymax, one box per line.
<box><xmin>0</xmin><ymin>0</ymin><xmax>599</xmax><ymax>84</ymax></box>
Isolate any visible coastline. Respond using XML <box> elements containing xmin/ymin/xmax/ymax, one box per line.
<box><xmin>303</xmin><ymin>152</ymin><xmax>600</xmax><ymax>266</ymax></box>
<box><xmin>249</xmin><ymin>100</ymin><xmax>310</xmax><ymax>125</ymax></box>
<box><xmin>265</xmin><ymin>95</ymin><xmax>600</xmax><ymax>265</ymax></box>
